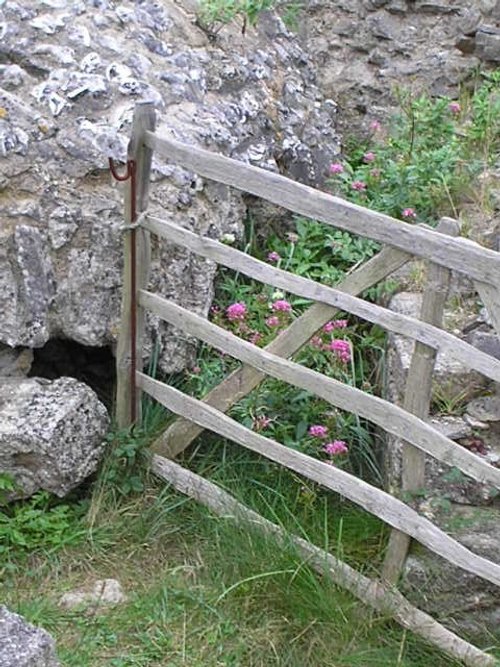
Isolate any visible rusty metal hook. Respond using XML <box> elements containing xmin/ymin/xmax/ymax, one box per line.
<box><xmin>108</xmin><ymin>157</ymin><xmax>136</xmax><ymax>182</ymax></box>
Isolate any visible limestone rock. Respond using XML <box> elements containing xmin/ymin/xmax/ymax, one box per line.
<box><xmin>402</xmin><ymin>505</ymin><xmax>500</xmax><ymax>638</ymax></box>
<box><xmin>427</xmin><ymin>415</ymin><xmax>473</xmax><ymax>440</ymax></box>
<box><xmin>467</xmin><ymin>394</ymin><xmax>500</xmax><ymax>422</ymax></box>
<box><xmin>383</xmin><ymin>292</ymin><xmax>495</xmax><ymax>496</ymax></box>
<box><xmin>59</xmin><ymin>579</ymin><xmax>127</xmax><ymax>611</ymax></box>
<box><xmin>0</xmin><ymin>606</ymin><xmax>59</xmax><ymax>667</ymax></box>
<box><xmin>421</xmin><ymin>451</ymin><xmax>499</xmax><ymax>506</ymax></box>
<box><xmin>0</xmin><ymin>0</ymin><xmax>340</xmax><ymax>373</ymax></box>
<box><xmin>299</xmin><ymin>0</ymin><xmax>494</xmax><ymax>133</ymax></box>
<box><xmin>0</xmin><ymin>377</ymin><xmax>109</xmax><ymax>499</ymax></box>
<box><xmin>475</xmin><ymin>24</ymin><xmax>500</xmax><ymax>60</ymax></box>
<box><xmin>386</xmin><ymin>292</ymin><xmax>488</xmax><ymax>405</ymax></box>
<box><xmin>0</xmin><ymin>345</ymin><xmax>33</xmax><ymax>377</ymax></box>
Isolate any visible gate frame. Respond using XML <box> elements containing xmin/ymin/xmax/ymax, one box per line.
<box><xmin>114</xmin><ymin>103</ymin><xmax>500</xmax><ymax>667</ymax></box>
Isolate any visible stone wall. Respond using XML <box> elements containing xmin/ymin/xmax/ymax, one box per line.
<box><xmin>385</xmin><ymin>289</ymin><xmax>500</xmax><ymax>637</ymax></box>
<box><xmin>300</xmin><ymin>0</ymin><xmax>500</xmax><ymax>135</ymax></box>
<box><xmin>0</xmin><ymin>0</ymin><xmax>341</xmax><ymax>373</ymax></box>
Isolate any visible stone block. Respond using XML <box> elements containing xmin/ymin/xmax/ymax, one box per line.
<box><xmin>386</xmin><ymin>292</ymin><xmax>489</xmax><ymax>407</ymax></box>
<box><xmin>58</xmin><ymin>579</ymin><xmax>127</xmax><ymax>611</ymax></box>
<box><xmin>0</xmin><ymin>377</ymin><xmax>109</xmax><ymax>499</ymax></box>
<box><xmin>0</xmin><ymin>606</ymin><xmax>59</xmax><ymax>667</ymax></box>
<box><xmin>475</xmin><ymin>25</ymin><xmax>500</xmax><ymax>60</ymax></box>
<box><xmin>402</xmin><ymin>505</ymin><xmax>500</xmax><ymax>638</ymax></box>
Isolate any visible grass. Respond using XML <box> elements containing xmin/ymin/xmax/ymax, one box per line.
<box><xmin>3</xmin><ymin>433</ymin><xmax>498</xmax><ymax>666</ymax></box>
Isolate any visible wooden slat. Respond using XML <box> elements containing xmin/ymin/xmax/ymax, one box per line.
<box><xmin>382</xmin><ymin>218</ymin><xmax>459</xmax><ymax>583</ymax></box>
<box><xmin>139</xmin><ymin>374</ymin><xmax>500</xmax><ymax>588</ymax></box>
<box><xmin>144</xmin><ymin>131</ymin><xmax>500</xmax><ymax>286</ymax></box>
<box><xmin>140</xmin><ymin>291</ymin><xmax>500</xmax><ymax>488</ymax></box>
<box><xmin>152</xmin><ymin>245</ymin><xmax>412</xmax><ymax>458</ymax></box>
<box><xmin>476</xmin><ymin>281</ymin><xmax>500</xmax><ymax>338</ymax></box>
<box><xmin>142</xmin><ymin>214</ymin><xmax>500</xmax><ymax>385</ymax></box>
<box><xmin>115</xmin><ymin>102</ymin><xmax>155</xmax><ymax>429</ymax></box>
<box><xmin>152</xmin><ymin>454</ymin><xmax>497</xmax><ymax>667</ymax></box>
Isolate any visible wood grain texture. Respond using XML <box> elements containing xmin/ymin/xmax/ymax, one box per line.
<box><xmin>382</xmin><ymin>218</ymin><xmax>459</xmax><ymax>584</ymax></box>
<box><xmin>144</xmin><ymin>131</ymin><xmax>500</xmax><ymax>285</ymax></box>
<box><xmin>139</xmin><ymin>375</ymin><xmax>500</xmax><ymax>588</ymax></box>
<box><xmin>140</xmin><ymin>291</ymin><xmax>500</xmax><ymax>489</ymax></box>
<box><xmin>152</xmin><ymin>454</ymin><xmax>497</xmax><ymax>667</ymax></box>
<box><xmin>151</xmin><ymin>244</ymin><xmax>411</xmax><ymax>458</ymax></box>
<box><xmin>476</xmin><ymin>280</ymin><xmax>500</xmax><ymax>338</ymax></box>
<box><xmin>142</xmin><ymin>214</ymin><xmax>500</xmax><ymax>384</ymax></box>
<box><xmin>115</xmin><ymin>103</ymin><xmax>155</xmax><ymax>429</ymax></box>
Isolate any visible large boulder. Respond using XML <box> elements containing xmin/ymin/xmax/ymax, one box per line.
<box><xmin>0</xmin><ymin>0</ymin><xmax>340</xmax><ymax>373</ymax></box>
<box><xmin>0</xmin><ymin>606</ymin><xmax>59</xmax><ymax>667</ymax></box>
<box><xmin>0</xmin><ymin>377</ymin><xmax>109</xmax><ymax>499</ymax></box>
<box><xmin>402</xmin><ymin>505</ymin><xmax>500</xmax><ymax>638</ymax></box>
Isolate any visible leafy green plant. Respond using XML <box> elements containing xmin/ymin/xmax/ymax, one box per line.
<box><xmin>431</xmin><ymin>383</ymin><xmax>471</xmax><ymax>416</ymax></box>
<box><xmin>197</xmin><ymin>0</ymin><xmax>276</xmax><ymax>36</ymax></box>
<box><xmin>278</xmin><ymin>0</ymin><xmax>303</xmax><ymax>29</ymax></box>
<box><xmin>264</xmin><ymin>217</ymin><xmax>379</xmax><ymax>287</ymax></box>
<box><xmin>175</xmin><ymin>220</ymin><xmax>385</xmax><ymax>482</ymax></box>
<box><xmin>466</xmin><ymin>70</ymin><xmax>500</xmax><ymax>152</ymax></box>
<box><xmin>329</xmin><ymin>72</ymin><xmax>500</xmax><ymax>226</ymax></box>
<box><xmin>0</xmin><ymin>491</ymin><xmax>86</xmax><ymax>566</ymax></box>
<box><xmin>0</xmin><ymin>472</ymin><xmax>17</xmax><ymax>506</ymax></box>
<box><xmin>197</xmin><ymin>0</ymin><xmax>305</xmax><ymax>37</ymax></box>
<box><xmin>97</xmin><ymin>427</ymin><xmax>150</xmax><ymax>497</ymax></box>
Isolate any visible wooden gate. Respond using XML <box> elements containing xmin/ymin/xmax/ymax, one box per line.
<box><xmin>114</xmin><ymin>103</ymin><xmax>500</xmax><ymax>666</ymax></box>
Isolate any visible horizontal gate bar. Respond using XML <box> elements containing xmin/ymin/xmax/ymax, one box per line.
<box><xmin>144</xmin><ymin>131</ymin><xmax>500</xmax><ymax>286</ymax></box>
<box><xmin>139</xmin><ymin>373</ymin><xmax>500</xmax><ymax>589</ymax></box>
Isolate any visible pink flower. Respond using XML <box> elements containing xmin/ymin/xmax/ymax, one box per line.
<box><xmin>265</xmin><ymin>315</ymin><xmax>280</xmax><ymax>328</ymax></box>
<box><xmin>272</xmin><ymin>299</ymin><xmax>292</xmax><ymax>313</ymax></box>
<box><xmin>329</xmin><ymin>162</ymin><xmax>344</xmax><ymax>174</ymax></box>
<box><xmin>267</xmin><ymin>251</ymin><xmax>281</xmax><ymax>263</ymax></box>
<box><xmin>351</xmin><ymin>180</ymin><xmax>367</xmax><ymax>191</ymax></box>
<box><xmin>324</xmin><ymin>440</ymin><xmax>348</xmax><ymax>456</ymax></box>
<box><xmin>370</xmin><ymin>120</ymin><xmax>382</xmax><ymax>132</ymax></box>
<box><xmin>329</xmin><ymin>339</ymin><xmax>351</xmax><ymax>363</ymax></box>
<box><xmin>363</xmin><ymin>152</ymin><xmax>376</xmax><ymax>163</ymax></box>
<box><xmin>323</xmin><ymin>320</ymin><xmax>348</xmax><ymax>333</ymax></box>
<box><xmin>249</xmin><ymin>331</ymin><xmax>262</xmax><ymax>345</ymax></box>
<box><xmin>226</xmin><ymin>302</ymin><xmax>247</xmax><ymax>321</ymax></box>
<box><xmin>402</xmin><ymin>208</ymin><xmax>417</xmax><ymax>219</ymax></box>
<box><xmin>370</xmin><ymin>168</ymin><xmax>381</xmax><ymax>179</ymax></box>
<box><xmin>191</xmin><ymin>365</ymin><xmax>201</xmax><ymax>374</ymax></box>
<box><xmin>448</xmin><ymin>101</ymin><xmax>461</xmax><ymax>115</ymax></box>
<box><xmin>309</xmin><ymin>425</ymin><xmax>329</xmax><ymax>438</ymax></box>
<box><xmin>310</xmin><ymin>335</ymin><xmax>323</xmax><ymax>348</ymax></box>
<box><xmin>254</xmin><ymin>415</ymin><xmax>272</xmax><ymax>431</ymax></box>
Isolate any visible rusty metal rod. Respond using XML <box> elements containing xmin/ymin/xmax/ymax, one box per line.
<box><xmin>109</xmin><ymin>158</ymin><xmax>138</xmax><ymax>425</ymax></box>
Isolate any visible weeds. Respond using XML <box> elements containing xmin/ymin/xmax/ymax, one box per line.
<box><xmin>0</xmin><ymin>491</ymin><xmax>87</xmax><ymax>573</ymax></box>
<box><xmin>197</xmin><ymin>0</ymin><xmax>276</xmax><ymax>36</ymax></box>
<box><xmin>3</xmin><ymin>451</ymin><xmax>488</xmax><ymax>665</ymax></box>
<box><xmin>329</xmin><ymin>71</ymin><xmax>500</xmax><ymax>226</ymax></box>
<box><xmin>196</xmin><ymin>0</ymin><xmax>304</xmax><ymax>36</ymax></box>
<box><xmin>431</xmin><ymin>382</ymin><xmax>475</xmax><ymax>416</ymax></box>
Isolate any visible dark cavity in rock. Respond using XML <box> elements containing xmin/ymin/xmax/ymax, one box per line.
<box><xmin>28</xmin><ymin>339</ymin><xmax>115</xmax><ymax>409</ymax></box>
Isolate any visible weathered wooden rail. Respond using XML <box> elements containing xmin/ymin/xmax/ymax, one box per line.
<box><xmin>114</xmin><ymin>103</ymin><xmax>500</xmax><ymax>666</ymax></box>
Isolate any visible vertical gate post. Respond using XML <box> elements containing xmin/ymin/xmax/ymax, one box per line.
<box><xmin>381</xmin><ymin>217</ymin><xmax>460</xmax><ymax>583</ymax></box>
<box><xmin>115</xmin><ymin>102</ymin><xmax>156</xmax><ymax>430</ymax></box>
